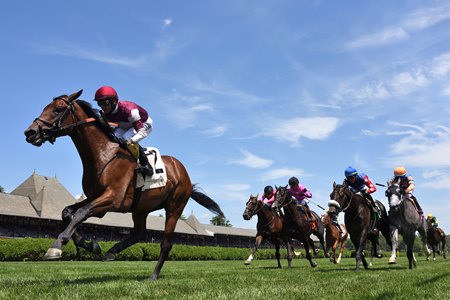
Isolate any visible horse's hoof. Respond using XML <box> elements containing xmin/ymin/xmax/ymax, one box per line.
<box><xmin>244</xmin><ymin>260</ymin><xmax>251</xmax><ymax>265</ymax></box>
<box><xmin>388</xmin><ymin>257</ymin><xmax>396</xmax><ymax>264</ymax></box>
<box><xmin>44</xmin><ymin>248</ymin><xmax>62</xmax><ymax>260</ymax></box>
<box><xmin>150</xmin><ymin>273</ymin><xmax>158</xmax><ymax>281</ymax></box>
<box><xmin>311</xmin><ymin>262</ymin><xmax>318</xmax><ymax>268</ymax></box>
<box><xmin>102</xmin><ymin>252</ymin><xmax>116</xmax><ymax>261</ymax></box>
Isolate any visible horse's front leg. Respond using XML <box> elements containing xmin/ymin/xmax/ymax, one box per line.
<box><xmin>274</xmin><ymin>240</ymin><xmax>281</xmax><ymax>269</ymax></box>
<box><xmin>44</xmin><ymin>203</ymin><xmax>95</xmax><ymax>259</ymax></box>
<box><xmin>389</xmin><ymin>227</ymin><xmax>398</xmax><ymax>264</ymax></box>
<box><xmin>245</xmin><ymin>235</ymin><xmax>263</xmax><ymax>265</ymax></box>
<box><xmin>61</xmin><ymin>204</ymin><xmax>101</xmax><ymax>255</ymax></box>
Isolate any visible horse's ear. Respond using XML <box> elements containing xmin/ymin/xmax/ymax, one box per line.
<box><xmin>333</xmin><ymin>181</ymin><xmax>336</xmax><ymax>189</ymax></box>
<box><xmin>284</xmin><ymin>184</ymin><xmax>288</xmax><ymax>188</ymax></box>
<box><xmin>275</xmin><ymin>185</ymin><xmax>278</xmax><ymax>189</ymax></box>
<box><xmin>256</xmin><ymin>193</ymin><xmax>259</xmax><ymax>199</ymax></box>
<box><xmin>68</xmin><ymin>89</ymin><xmax>83</xmax><ymax>101</ymax></box>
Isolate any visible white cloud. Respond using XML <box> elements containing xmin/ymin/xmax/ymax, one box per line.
<box><xmin>403</xmin><ymin>5</ymin><xmax>450</xmax><ymax>30</ymax></box>
<box><xmin>263</xmin><ymin>117</ymin><xmax>339</xmax><ymax>146</ymax></box>
<box><xmin>202</xmin><ymin>125</ymin><xmax>228</xmax><ymax>137</ymax></box>
<box><xmin>163</xmin><ymin>19</ymin><xmax>173</xmax><ymax>28</ymax></box>
<box><xmin>346</xmin><ymin>26</ymin><xmax>409</xmax><ymax>49</ymax></box>
<box><xmin>385</xmin><ymin>123</ymin><xmax>450</xmax><ymax>168</ymax></box>
<box><xmin>430</xmin><ymin>52</ymin><xmax>450</xmax><ymax>78</ymax></box>
<box><xmin>229</xmin><ymin>149</ymin><xmax>273</xmax><ymax>169</ymax></box>
<box><xmin>261</xmin><ymin>167</ymin><xmax>309</xmax><ymax>182</ymax></box>
<box><xmin>388</xmin><ymin>70</ymin><xmax>429</xmax><ymax>95</ymax></box>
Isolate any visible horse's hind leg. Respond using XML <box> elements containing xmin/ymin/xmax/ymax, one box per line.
<box><xmin>150</xmin><ymin>209</ymin><xmax>183</xmax><ymax>280</ymax></box>
<box><xmin>103</xmin><ymin>212</ymin><xmax>147</xmax><ymax>261</ymax></box>
<box><xmin>62</xmin><ymin>205</ymin><xmax>101</xmax><ymax>255</ymax></box>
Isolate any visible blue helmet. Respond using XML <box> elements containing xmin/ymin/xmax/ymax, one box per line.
<box><xmin>345</xmin><ymin>166</ymin><xmax>358</xmax><ymax>178</ymax></box>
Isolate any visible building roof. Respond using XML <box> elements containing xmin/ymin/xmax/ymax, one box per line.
<box><xmin>1</xmin><ymin>172</ymin><xmax>257</xmax><ymax>237</ymax></box>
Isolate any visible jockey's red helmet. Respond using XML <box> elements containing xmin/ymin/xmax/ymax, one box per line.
<box><xmin>94</xmin><ymin>86</ymin><xmax>118</xmax><ymax>101</ymax></box>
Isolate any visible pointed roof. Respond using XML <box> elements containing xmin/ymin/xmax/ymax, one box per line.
<box><xmin>0</xmin><ymin>193</ymin><xmax>38</xmax><ymax>218</ymax></box>
<box><xmin>10</xmin><ymin>173</ymin><xmax>75</xmax><ymax>219</ymax></box>
<box><xmin>185</xmin><ymin>214</ymin><xmax>213</xmax><ymax>236</ymax></box>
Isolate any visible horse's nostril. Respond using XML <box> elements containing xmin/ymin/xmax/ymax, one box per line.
<box><xmin>24</xmin><ymin>129</ymin><xmax>36</xmax><ymax>138</ymax></box>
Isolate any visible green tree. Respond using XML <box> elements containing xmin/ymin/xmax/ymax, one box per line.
<box><xmin>0</xmin><ymin>185</ymin><xmax>4</xmax><ymax>193</ymax></box>
<box><xmin>210</xmin><ymin>215</ymin><xmax>232</xmax><ymax>227</ymax></box>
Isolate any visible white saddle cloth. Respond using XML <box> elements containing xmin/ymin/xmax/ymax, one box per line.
<box><xmin>136</xmin><ymin>147</ymin><xmax>167</xmax><ymax>190</ymax></box>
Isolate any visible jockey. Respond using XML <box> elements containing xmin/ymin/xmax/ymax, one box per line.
<box><xmin>390</xmin><ymin>166</ymin><xmax>423</xmax><ymax>215</ymax></box>
<box><xmin>287</xmin><ymin>176</ymin><xmax>314</xmax><ymax>222</ymax></box>
<box><xmin>94</xmin><ymin>86</ymin><xmax>154</xmax><ymax>176</ymax></box>
<box><xmin>260</xmin><ymin>185</ymin><xmax>276</xmax><ymax>208</ymax></box>
<box><xmin>327</xmin><ymin>200</ymin><xmax>343</xmax><ymax>235</ymax></box>
<box><xmin>344</xmin><ymin>166</ymin><xmax>379</xmax><ymax>214</ymax></box>
<box><xmin>427</xmin><ymin>213</ymin><xmax>438</xmax><ymax>228</ymax></box>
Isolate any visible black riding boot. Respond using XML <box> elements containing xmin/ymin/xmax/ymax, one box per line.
<box><xmin>138</xmin><ymin>146</ymin><xmax>154</xmax><ymax>176</ymax></box>
<box><xmin>365</xmin><ymin>193</ymin><xmax>379</xmax><ymax>214</ymax></box>
<box><xmin>411</xmin><ymin>195</ymin><xmax>423</xmax><ymax>215</ymax></box>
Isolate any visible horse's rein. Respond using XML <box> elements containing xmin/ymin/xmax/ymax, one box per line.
<box><xmin>33</xmin><ymin>98</ymin><xmax>118</xmax><ymax>143</ymax></box>
<box><xmin>336</xmin><ymin>189</ymin><xmax>353</xmax><ymax>213</ymax></box>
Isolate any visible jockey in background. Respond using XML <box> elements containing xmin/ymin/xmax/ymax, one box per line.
<box><xmin>287</xmin><ymin>176</ymin><xmax>314</xmax><ymax>222</ymax></box>
<box><xmin>260</xmin><ymin>185</ymin><xmax>277</xmax><ymax>208</ymax></box>
<box><xmin>344</xmin><ymin>166</ymin><xmax>379</xmax><ymax>214</ymax></box>
<box><xmin>427</xmin><ymin>213</ymin><xmax>438</xmax><ymax>228</ymax></box>
<box><xmin>390</xmin><ymin>166</ymin><xmax>423</xmax><ymax>216</ymax></box>
<box><xmin>94</xmin><ymin>86</ymin><xmax>154</xmax><ymax>176</ymax></box>
<box><xmin>327</xmin><ymin>200</ymin><xmax>343</xmax><ymax>235</ymax></box>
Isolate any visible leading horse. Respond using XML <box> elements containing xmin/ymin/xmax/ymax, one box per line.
<box><xmin>385</xmin><ymin>180</ymin><xmax>430</xmax><ymax>268</ymax></box>
<box><xmin>328</xmin><ymin>182</ymin><xmax>391</xmax><ymax>271</ymax></box>
<box><xmin>24</xmin><ymin>90</ymin><xmax>224</xmax><ymax>280</ymax></box>
<box><xmin>242</xmin><ymin>194</ymin><xmax>289</xmax><ymax>268</ymax></box>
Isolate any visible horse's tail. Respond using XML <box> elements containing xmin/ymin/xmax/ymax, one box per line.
<box><xmin>191</xmin><ymin>184</ymin><xmax>225</xmax><ymax>217</ymax></box>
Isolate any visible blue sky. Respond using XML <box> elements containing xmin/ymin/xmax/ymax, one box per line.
<box><xmin>1</xmin><ymin>1</ymin><xmax>450</xmax><ymax>233</ymax></box>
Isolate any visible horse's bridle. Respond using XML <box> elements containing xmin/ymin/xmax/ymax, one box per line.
<box><xmin>33</xmin><ymin>96</ymin><xmax>96</xmax><ymax>144</ymax></box>
<box><xmin>275</xmin><ymin>188</ymin><xmax>294</xmax><ymax>211</ymax></box>
<box><xmin>332</xmin><ymin>185</ymin><xmax>353</xmax><ymax>213</ymax></box>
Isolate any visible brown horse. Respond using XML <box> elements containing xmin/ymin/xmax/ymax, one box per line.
<box><xmin>274</xmin><ymin>185</ymin><xmax>317</xmax><ymax>268</ymax></box>
<box><xmin>321</xmin><ymin>212</ymin><xmax>348</xmax><ymax>264</ymax></box>
<box><xmin>426</xmin><ymin>220</ymin><xmax>447</xmax><ymax>261</ymax></box>
<box><xmin>242</xmin><ymin>194</ymin><xmax>289</xmax><ymax>268</ymax></box>
<box><xmin>328</xmin><ymin>182</ymin><xmax>391</xmax><ymax>271</ymax></box>
<box><xmin>24</xmin><ymin>90</ymin><xmax>224</xmax><ymax>280</ymax></box>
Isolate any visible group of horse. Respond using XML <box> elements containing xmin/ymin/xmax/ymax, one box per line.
<box><xmin>243</xmin><ymin>181</ymin><xmax>447</xmax><ymax>271</ymax></box>
<box><xmin>23</xmin><ymin>90</ymin><xmax>447</xmax><ymax>281</ymax></box>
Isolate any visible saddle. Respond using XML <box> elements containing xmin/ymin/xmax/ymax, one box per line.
<box><xmin>296</xmin><ymin>205</ymin><xmax>317</xmax><ymax>230</ymax></box>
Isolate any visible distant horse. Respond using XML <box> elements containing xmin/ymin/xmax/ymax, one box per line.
<box><xmin>242</xmin><ymin>194</ymin><xmax>289</xmax><ymax>268</ymax></box>
<box><xmin>275</xmin><ymin>185</ymin><xmax>317</xmax><ymax>268</ymax></box>
<box><xmin>24</xmin><ymin>90</ymin><xmax>224</xmax><ymax>280</ymax></box>
<box><xmin>321</xmin><ymin>212</ymin><xmax>348</xmax><ymax>264</ymax></box>
<box><xmin>328</xmin><ymin>182</ymin><xmax>391</xmax><ymax>271</ymax></box>
<box><xmin>426</xmin><ymin>219</ymin><xmax>446</xmax><ymax>261</ymax></box>
<box><xmin>385</xmin><ymin>180</ymin><xmax>430</xmax><ymax>268</ymax></box>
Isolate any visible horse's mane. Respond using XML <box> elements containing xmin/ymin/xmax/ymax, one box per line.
<box><xmin>76</xmin><ymin>99</ymin><xmax>100</xmax><ymax>118</ymax></box>
<box><xmin>76</xmin><ymin>99</ymin><xmax>117</xmax><ymax>141</ymax></box>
